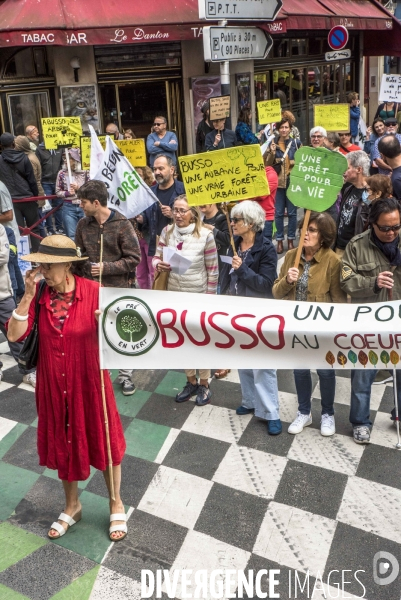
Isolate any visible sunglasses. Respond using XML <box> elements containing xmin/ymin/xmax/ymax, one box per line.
<box><xmin>153</xmin><ymin>122</ymin><xmax>165</xmax><ymax>126</ymax></box>
<box><xmin>231</xmin><ymin>217</ymin><xmax>243</xmax><ymax>224</ymax></box>
<box><xmin>374</xmin><ymin>223</ymin><xmax>401</xmax><ymax>232</ymax></box>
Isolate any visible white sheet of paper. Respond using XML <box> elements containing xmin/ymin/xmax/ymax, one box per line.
<box><xmin>220</xmin><ymin>255</ymin><xmax>233</xmax><ymax>265</ymax></box>
<box><xmin>163</xmin><ymin>247</ymin><xmax>174</xmax><ymax>263</ymax></box>
<box><xmin>163</xmin><ymin>247</ymin><xmax>192</xmax><ymax>275</ymax></box>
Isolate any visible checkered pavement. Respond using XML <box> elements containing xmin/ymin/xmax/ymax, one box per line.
<box><xmin>0</xmin><ymin>333</ymin><xmax>400</xmax><ymax>600</ymax></box>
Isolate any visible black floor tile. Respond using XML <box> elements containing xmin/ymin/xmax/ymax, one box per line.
<box><xmin>379</xmin><ymin>384</ymin><xmax>397</xmax><ymax>414</ymax></box>
<box><xmin>1</xmin><ymin>365</ymin><xmax>23</xmax><ymax>386</ymax></box>
<box><xmin>2</xmin><ymin>426</ymin><xmax>44</xmax><ymax>474</ymax></box>
<box><xmin>238</xmin><ymin>415</ymin><xmax>294</xmax><ymax>457</ymax></box>
<box><xmin>194</xmin><ymin>482</ymin><xmax>268</xmax><ymax>552</ymax></box>
<box><xmin>162</xmin><ymin>431</ymin><xmax>230</xmax><ymax>480</ymax></box>
<box><xmin>356</xmin><ymin>443</ymin><xmax>401</xmax><ymax>490</ymax></box>
<box><xmin>209</xmin><ymin>378</ymin><xmax>243</xmax><ymax>410</ymax></box>
<box><xmin>135</xmin><ymin>392</ymin><xmax>194</xmax><ymax>429</ymax></box>
<box><xmin>274</xmin><ymin>460</ymin><xmax>348</xmax><ymax>520</ymax></box>
<box><xmin>0</xmin><ymin>386</ymin><xmax>37</xmax><ymax>424</ymax></box>
<box><xmin>131</xmin><ymin>369</ymin><xmax>169</xmax><ymax>392</ymax></box>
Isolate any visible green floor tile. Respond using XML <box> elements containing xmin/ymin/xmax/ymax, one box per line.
<box><xmin>0</xmin><ymin>462</ymin><xmax>40</xmax><ymax>521</ymax></box>
<box><xmin>31</xmin><ymin>417</ymin><xmax>38</xmax><ymax>428</ymax></box>
<box><xmin>0</xmin><ymin>522</ymin><xmax>47</xmax><ymax>572</ymax></box>
<box><xmin>114</xmin><ymin>388</ymin><xmax>151</xmax><ymax>418</ymax></box>
<box><xmin>0</xmin><ymin>584</ymin><xmax>29</xmax><ymax>599</ymax></box>
<box><xmin>124</xmin><ymin>419</ymin><xmax>170</xmax><ymax>461</ymax></box>
<box><xmin>0</xmin><ymin>424</ymin><xmax>28</xmax><ymax>460</ymax></box>
<box><xmin>109</xmin><ymin>369</ymin><xmax>119</xmax><ymax>383</ymax></box>
<box><xmin>154</xmin><ymin>371</ymin><xmax>188</xmax><ymax>397</ymax></box>
<box><xmin>50</xmin><ymin>565</ymin><xmax>100</xmax><ymax>599</ymax></box>
<box><xmin>43</xmin><ymin>466</ymin><xmax>96</xmax><ymax>490</ymax></box>
<box><xmin>52</xmin><ymin>491</ymin><xmax>114</xmax><ymax>563</ymax></box>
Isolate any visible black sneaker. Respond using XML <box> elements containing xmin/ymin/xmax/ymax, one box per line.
<box><xmin>121</xmin><ymin>380</ymin><xmax>136</xmax><ymax>396</ymax></box>
<box><xmin>176</xmin><ymin>381</ymin><xmax>199</xmax><ymax>403</ymax></box>
<box><xmin>195</xmin><ymin>385</ymin><xmax>212</xmax><ymax>406</ymax></box>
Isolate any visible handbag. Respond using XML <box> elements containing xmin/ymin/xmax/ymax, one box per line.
<box><xmin>152</xmin><ymin>269</ymin><xmax>169</xmax><ymax>290</ymax></box>
<box><xmin>17</xmin><ymin>280</ymin><xmax>46</xmax><ymax>371</ymax></box>
<box><xmin>272</xmin><ymin>140</ymin><xmax>293</xmax><ymax>176</ymax></box>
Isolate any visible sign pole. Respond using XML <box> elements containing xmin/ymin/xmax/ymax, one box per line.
<box><xmin>65</xmin><ymin>149</ymin><xmax>72</xmax><ymax>187</ymax></box>
<box><xmin>293</xmin><ymin>209</ymin><xmax>310</xmax><ymax>269</ymax></box>
<box><xmin>222</xmin><ymin>203</ymin><xmax>237</xmax><ymax>257</ymax></box>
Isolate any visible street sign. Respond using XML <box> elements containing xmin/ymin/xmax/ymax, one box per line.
<box><xmin>325</xmin><ymin>49</ymin><xmax>351</xmax><ymax>61</ymax></box>
<box><xmin>199</xmin><ymin>0</ymin><xmax>282</xmax><ymax>21</ymax></box>
<box><xmin>203</xmin><ymin>27</ymin><xmax>273</xmax><ymax>62</ymax></box>
<box><xmin>328</xmin><ymin>26</ymin><xmax>348</xmax><ymax>51</ymax></box>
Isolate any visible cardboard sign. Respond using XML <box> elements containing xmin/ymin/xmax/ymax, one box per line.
<box><xmin>379</xmin><ymin>73</ymin><xmax>401</xmax><ymax>102</ymax></box>
<box><xmin>179</xmin><ymin>144</ymin><xmax>269</xmax><ymax>206</ymax></box>
<box><xmin>313</xmin><ymin>104</ymin><xmax>350</xmax><ymax>132</ymax></box>
<box><xmin>257</xmin><ymin>99</ymin><xmax>282</xmax><ymax>125</ymax></box>
<box><xmin>287</xmin><ymin>147</ymin><xmax>347</xmax><ymax>212</ymax></box>
<box><xmin>209</xmin><ymin>95</ymin><xmax>231</xmax><ymax>120</ymax></box>
<box><xmin>115</xmin><ymin>139</ymin><xmax>147</xmax><ymax>168</ymax></box>
<box><xmin>80</xmin><ymin>135</ymin><xmax>106</xmax><ymax>170</ymax></box>
<box><xmin>41</xmin><ymin>117</ymin><xmax>83</xmax><ymax>150</ymax></box>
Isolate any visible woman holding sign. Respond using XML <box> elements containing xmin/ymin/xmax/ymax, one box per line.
<box><xmin>273</xmin><ymin>211</ymin><xmax>346</xmax><ymax>437</ymax></box>
<box><xmin>264</xmin><ymin>117</ymin><xmax>302</xmax><ymax>254</ymax></box>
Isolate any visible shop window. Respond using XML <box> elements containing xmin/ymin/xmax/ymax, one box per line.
<box><xmin>3</xmin><ymin>48</ymin><xmax>49</xmax><ymax>79</ymax></box>
<box><xmin>254</xmin><ymin>73</ymin><xmax>269</xmax><ymax>103</ymax></box>
<box><xmin>273</xmin><ymin>39</ymin><xmax>289</xmax><ymax>58</ymax></box>
<box><xmin>95</xmin><ymin>43</ymin><xmax>181</xmax><ymax>73</ymax></box>
<box><xmin>272</xmin><ymin>70</ymin><xmax>289</xmax><ymax>108</ymax></box>
<box><xmin>7</xmin><ymin>91</ymin><xmax>50</xmax><ymax>136</ymax></box>
<box><xmin>291</xmin><ymin>39</ymin><xmax>307</xmax><ymax>56</ymax></box>
<box><xmin>309</xmin><ymin>38</ymin><xmax>322</xmax><ymax>55</ymax></box>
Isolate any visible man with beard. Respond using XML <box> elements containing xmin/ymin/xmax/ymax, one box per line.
<box><xmin>25</xmin><ymin>125</ymin><xmax>40</xmax><ymax>151</ymax></box>
<box><xmin>140</xmin><ymin>154</ymin><xmax>185</xmax><ymax>257</ymax></box>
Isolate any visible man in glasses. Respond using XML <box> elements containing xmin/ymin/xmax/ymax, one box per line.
<box><xmin>371</xmin><ymin>117</ymin><xmax>401</xmax><ymax>176</ymax></box>
<box><xmin>105</xmin><ymin>123</ymin><xmax>123</xmax><ymax>141</ymax></box>
<box><xmin>146</xmin><ymin>116</ymin><xmax>178</xmax><ymax>168</ymax></box>
<box><xmin>377</xmin><ymin>134</ymin><xmax>401</xmax><ymax>200</ymax></box>
<box><xmin>310</xmin><ymin>126</ymin><xmax>327</xmax><ymax>148</ymax></box>
<box><xmin>341</xmin><ymin>197</ymin><xmax>401</xmax><ymax>444</ymax></box>
<box><xmin>335</xmin><ymin>151</ymin><xmax>370</xmax><ymax>258</ymax></box>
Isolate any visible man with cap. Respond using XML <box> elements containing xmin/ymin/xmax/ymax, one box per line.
<box><xmin>205</xmin><ymin>117</ymin><xmax>236</xmax><ymax>150</ymax></box>
<box><xmin>55</xmin><ymin>148</ymin><xmax>89</xmax><ymax>240</ymax></box>
<box><xmin>0</xmin><ymin>132</ymin><xmax>40</xmax><ymax>251</ymax></box>
<box><xmin>196</xmin><ymin>102</ymin><xmax>214</xmax><ymax>153</ymax></box>
<box><xmin>25</xmin><ymin>125</ymin><xmax>40</xmax><ymax>152</ymax></box>
<box><xmin>371</xmin><ymin>117</ymin><xmax>401</xmax><ymax>176</ymax></box>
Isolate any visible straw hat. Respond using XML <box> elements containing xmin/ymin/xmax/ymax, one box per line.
<box><xmin>21</xmin><ymin>235</ymin><xmax>88</xmax><ymax>263</ymax></box>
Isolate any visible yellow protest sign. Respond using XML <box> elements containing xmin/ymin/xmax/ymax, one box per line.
<box><xmin>209</xmin><ymin>95</ymin><xmax>231</xmax><ymax>120</ymax></box>
<box><xmin>115</xmin><ymin>139</ymin><xmax>147</xmax><ymax>167</ymax></box>
<box><xmin>41</xmin><ymin>117</ymin><xmax>83</xmax><ymax>150</ymax></box>
<box><xmin>313</xmin><ymin>104</ymin><xmax>350</xmax><ymax>132</ymax></box>
<box><xmin>80</xmin><ymin>135</ymin><xmax>106</xmax><ymax>170</ymax></box>
<box><xmin>179</xmin><ymin>145</ymin><xmax>269</xmax><ymax>206</ymax></box>
<box><xmin>257</xmin><ymin>99</ymin><xmax>282</xmax><ymax>125</ymax></box>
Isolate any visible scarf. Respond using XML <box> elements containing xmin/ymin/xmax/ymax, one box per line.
<box><xmin>371</xmin><ymin>228</ymin><xmax>401</xmax><ymax>266</ymax></box>
<box><xmin>174</xmin><ymin>223</ymin><xmax>195</xmax><ymax>250</ymax></box>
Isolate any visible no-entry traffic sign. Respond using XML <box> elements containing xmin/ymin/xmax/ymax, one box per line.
<box><xmin>328</xmin><ymin>26</ymin><xmax>349</xmax><ymax>51</ymax></box>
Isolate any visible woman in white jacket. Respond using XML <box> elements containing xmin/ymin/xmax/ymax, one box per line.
<box><xmin>152</xmin><ymin>194</ymin><xmax>218</xmax><ymax>406</ymax></box>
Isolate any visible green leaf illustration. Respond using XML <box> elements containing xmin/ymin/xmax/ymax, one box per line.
<box><xmin>368</xmin><ymin>350</ymin><xmax>378</xmax><ymax>368</ymax></box>
<box><xmin>348</xmin><ymin>350</ymin><xmax>358</xmax><ymax>367</ymax></box>
<box><xmin>337</xmin><ymin>351</ymin><xmax>347</xmax><ymax>367</ymax></box>
<box><xmin>380</xmin><ymin>350</ymin><xmax>390</xmax><ymax>366</ymax></box>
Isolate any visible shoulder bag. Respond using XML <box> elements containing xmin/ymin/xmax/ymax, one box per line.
<box><xmin>17</xmin><ymin>279</ymin><xmax>46</xmax><ymax>371</ymax></box>
<box><xmin>152</xmin><ymin>227</ymin><xmax>172</xmax><ymax>291</ymax></box>
<box><xmin>272</xmin><ymin>141</ymin><xmax>293</xmax><ymax>176</ymax></box>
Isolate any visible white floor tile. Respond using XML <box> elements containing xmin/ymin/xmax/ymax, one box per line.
<box><xmin>181</xmin><ymin>404</ymin><xmax>252</xmax><ymax>444</ymax></box>
<box><xmin>253</xmin><ymin>501</ymin><xmax>337</xmax><ymax>578</ymax></box>
<box><xmin>0</xmin><ymin>415</ymin><xmax>17</xmax><ymax>441</ymax></box>
<box><xmin>278</xmin><ymin>391</ymin><xmax>299</xmax><ymax>423</ymax></box>
<box><xmin>288</xmin><ymin>427</ymin><xmax>365</xmax><ymax>476</ymax></box>
<box><xmin>89</xmin><ymin>566</ymin><xmax>141</xmax><ymax>600</ymax></box>
<box><xmin>0</xmin><ymin>381</ymin><xmax>15</xmax><ymax>393</ymax></box>
<box><xmin>137</xmin><ymin>465</ymin><xmax>213</xmax><ymax>529</ymax></box>
<box><xmin>212</xmin><ymin>444</ymin><xmax>287</xmax><ymax>499</ymax></box>
<box><xmin>154</xmin><ymin>428</ymin><xmax>180</xmax><ymax>464</ymax></box>
<box><xmin>0</xmin><ymin>341</ymin><xmax>10</xmax><ymax>354</ymax></box>
<box><xmin>17</xmin><ymin>382</ymin><xmax>35</xmax><ymax>393</ymax></box>
<box><xmin>0</xmin><ymin>354</ymin><xmax>17</xmax><ymax>371</ymax></box>
<box><xmin>371</xmin><ymin>410</ymin><xmax>401</xmax><ymax>449</ymax></box>
<box><xmin>337</xmin><ymin>476</ymin><xmax>401</xmax><ymax>544</ymax></box>
<box><xmin>166</xmin><ymin>530</ymin><xmax>250</xmax><ymax>600</ymax></box>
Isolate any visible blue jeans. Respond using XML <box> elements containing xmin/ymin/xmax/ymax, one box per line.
<box><xmin>351</xmin><ymin>369</ymin><xmax>401</xmax><ymax>427</ymax></box>
<box><xmin>294</xmin><ymin>369</ymin><xmax>335</xmax><ymax>416</ymax></box>
<box><xmin>238</xmin><ymin>369</ymin><xmax>280</xmax><ymax>420</ymax></box>
<box><xmin>275</xmin><ymin>186</ymin><xmax>297</xmax><ymax>241</ymax></box>
<box><xmin>263</xmin><ymin>220</ymin><xmax>273</xmax><ymax>241</ymax></box>
<box><xmin>43</xmin><ymin>183</ymin><xmax>63</xmax><ymax>232</ymax></box>
<box><xmin>62</xmin><ymin>202</ymin><xmax>84</xmax><ymax>240</ymax></box>
<box><xmin>37</xmin><ymin>207</ymin><xmax>46</xmax><ymax>238</ymax></box>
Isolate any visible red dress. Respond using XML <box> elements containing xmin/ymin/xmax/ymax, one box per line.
<box><xmin>18</xmin><ymin>276</ymin><xmax>126</xmax><ymax>481</ymax></box>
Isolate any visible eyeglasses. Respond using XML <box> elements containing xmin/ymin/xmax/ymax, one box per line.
<box><xmin>153</xmin><ymin>122</ymin><xmax>165</xmax><ymax>127</ymax></box>
<box><xmin>374</xmin><ymin>223</ymin><xmax>401</xmax><ymax>232</ymax></box>
<box><xmin>231</xmin><ymin>217</ymin><xmax>244</xmax><ymax>224</ymax></box>
<box><xmin>38</xmin><ymin>263</ymin><xmax>54</xmax><ymax>271</ymax></box>
<box><xmin>306</xmin><ymin>226</ymin><xmax>319</xmax><ymax>233</ymax></box>
<box><xmin>311</xmin><ymin>135</ymin><xmax>323</xmax><ymax>139</ymax></box>
<box><xmin>173</xmin><ymin>208</ymin><xmax>191</xmax><ymax>215</ymax></box>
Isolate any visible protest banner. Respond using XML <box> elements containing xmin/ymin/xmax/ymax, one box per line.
<box><xmin>92</xmin><ymin>136</ymin><xmax>157</xmax><ymax>218</ymax></box>
<box><xmin>115</xmin><ymin>139</ymin><xmax>147</xmax><ymax>167</ymax></box>
<box><xmin>257</xmin><ymin>99</ymin><xmax>282</xmax><ymax>125</ymax></box>
<box><xmin>17</xmin><ymin>236</ymin><xmax>31</xmax><ymax>275</ymax></box>
<box><xmin>179</xmin><ymin>145</ymin><xmax>269</xmax><ymax>206</ymax></box>
<box><xmin>41</xmin><ymin>117</ymin><xmax>82</xmax><ymax>150</ymax></box>
<box><xmin>313</xmin><ymin>104</ymin><xmax>350</xmax><ymax>132</ymax></box>
<box><xmin>379</xmin><ymin>73</ymin><xmax>401</xmax><ymax>102</ymax></box>
<box><xmin>81</xmin><ymin>135</ymin><xmax>106</xmax><ymax>171</ymax></box>
<box><xmin>209</xmin><ymin>95</ymin><xmax>231</xmax><ymax>120</ymax></box>
<box><xmin>99</xmin><ymin>288</ymin><xmax>401</xmax><ymax>370</ymax></box>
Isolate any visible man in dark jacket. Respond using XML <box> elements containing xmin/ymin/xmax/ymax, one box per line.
<box><xmin>196</xmin><ymin>102</ymin><xmax>214</xmax><ymax>153</ymax></box>
<box><xmin>205</xmin><ymin>118</ymin><xmax>237</xmax><ymax>151</ymax></box>
<box><xmin>0</xmin><ymin>133</ymin><xmax>40</xmax><ymax>251</ymax></box>
<box><xmin>76</xmin><ymin>180</ymin><xmax>140</xmax><ymax>396</ymax></box>
<box><xmin>140</xmin><ymin>154</ymin><xmax>185</xmax><ymax>256</ymax></box>
<box><xmin>36</xmin><ymin>142</ymin><xmax>64</xmax><ymax>234</ymax></box>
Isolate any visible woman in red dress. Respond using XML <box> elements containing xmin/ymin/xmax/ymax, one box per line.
<box><xmin>7</xmin><ymin>235</ymin><xmax>127</xmax><ymax>541</ymax></box>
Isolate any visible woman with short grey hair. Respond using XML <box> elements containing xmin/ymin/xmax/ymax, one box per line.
<box><xmin>220</xmin><ymin>200</ymin><xmax>282</xmax><ymax>435</ymax></box>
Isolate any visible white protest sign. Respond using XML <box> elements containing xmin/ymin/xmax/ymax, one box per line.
<box><xmin>100</xmin><ymin>288</ymin><xmax>401</xmax><ymax>370</ymax></box>
<box><xmin>89</xmin><ymin>125</ymin><xmax>105</xmax><ymax>179</ymax></box>
<box><xmin>17</xmin><ymin>236</ymin><xmax>31</xmax><ymax>275</ymax></box>
<box><xmin>93</xmin><ymin>136</ymin><xmax>157</xmax><ymax>218</ymax></box>
<box><xmin>379</xmin><ymin>74</ymin><xmax>401</xmax><ymax>102</ymax></box>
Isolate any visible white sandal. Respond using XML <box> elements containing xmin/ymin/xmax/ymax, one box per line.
<box><xmin>109</xmin><ymin>513</ymin><xmax>128</xmax><ymax>542</ymax></box>
<box><xmin>48</xmin><ymin>510</ymin><xmax>82</xmax><ymax>539</ymax></box>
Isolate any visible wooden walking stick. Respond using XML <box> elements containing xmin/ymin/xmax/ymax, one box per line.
<box><xmin>99</xmin><ymin>232</ymin><xmax>116</xmax><ymax>499</ymax></box>
<box><xmin>221</xmin><ymin>202</ymin><xmax>237</xmax><ymax>257</ymax></box>
<box><xmin>293</xmin><ymin>209</ymin><xmax>311</xmax><ymax>269</ymax></box>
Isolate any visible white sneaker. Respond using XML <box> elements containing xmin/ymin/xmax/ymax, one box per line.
<box><xmin>288</xmin><ymin>412</ymin><xmax>312</xmax><ymax>434</ymax></box>
<box><xmin>23</xmin><ymin>372</ymin><xmax>36</xmax><ymax>388</ymax></box>
<box><xmin>320</xmin><ymin>413</ymin><xmax>335</xmax><ymax>436</ymax></box>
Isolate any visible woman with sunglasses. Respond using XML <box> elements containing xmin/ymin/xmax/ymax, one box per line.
<box><xmin>273</xmin><ymin>211</ymin><xmax>346</xmax><ymax>437</ymax></box>
<box><xmin>219</xmin><ymin>201</ymin><xmax>282</xmax><ymax>435</ymax></box>
<box><xmin>152</xmin><ymin>195</ymin><xmax>218</xmax><ymax>406</ymax></box>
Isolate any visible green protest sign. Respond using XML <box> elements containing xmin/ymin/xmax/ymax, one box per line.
<box><xmin>287</xmin><ymin>147</ymin><xmax>347</xmax><ymax>212</ymax></box>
